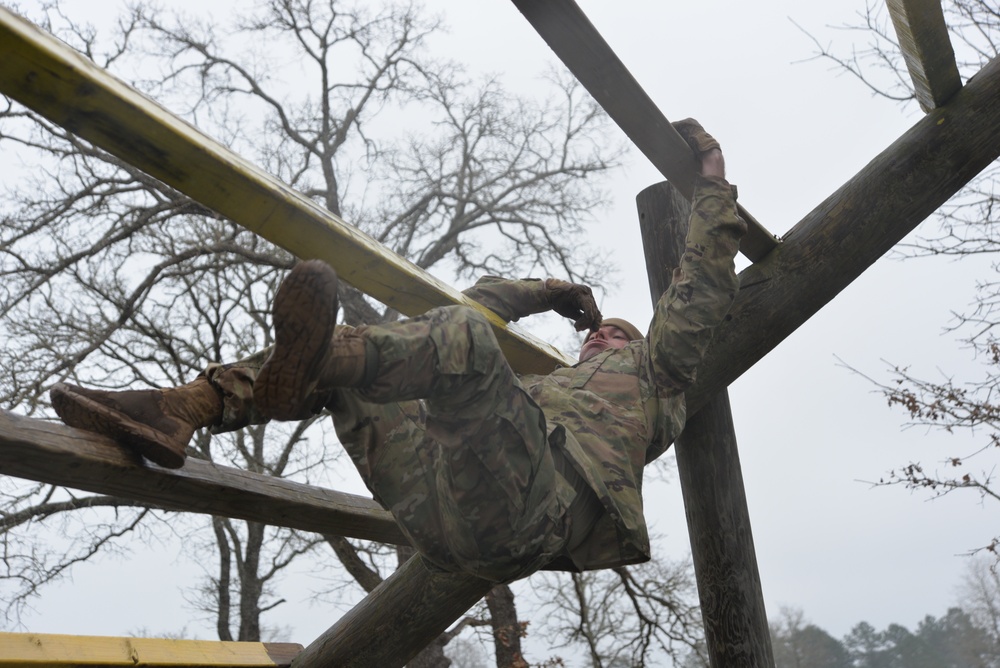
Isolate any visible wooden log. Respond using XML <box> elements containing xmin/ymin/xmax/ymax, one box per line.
<box><xmin>508</xmin><ymin>0</ymin><xmax>779</xmax><ymax>262</ymax></box>
<box><xmin>686</xmin><ymin>53</ymin><xmax>1000</xmax><ymax>415</ymax></box>
<box><xmin>0</xmin><ymin>409</ymin><xmax>407</xmax><ymax>545</ymax></box>
<box><xmin>291</xmin><ymin>555</ymin><xmax>491</xmax><ymax>668</ymax></box>
<box><xmin>0</xmin><ymin>6</ymin><xmax>573</xmax><ymax>375</ymax></box>
<box><xmin>0</xmin><ymin>633</ymin><xmax>301</xmax><ymax>667</ymax></box>
<box><xmin>637</xmin><ymin>182</ymin><xmax>774</xmax><ymax>667</ymax></box>
<box><xmin>676</xmin><ymin>396</ymin><xmax>774</xmax><ymax>667</ymax></box>
<box><xmin>887</xmin><ymin>0</ymin><xmax>962</xmax><ymax>112</ymax></box>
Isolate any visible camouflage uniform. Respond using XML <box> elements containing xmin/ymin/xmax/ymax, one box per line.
<box><xmin>204</xmin><ymin>173</ymin><xmax>744</xmax><ymax>582</ymax></box>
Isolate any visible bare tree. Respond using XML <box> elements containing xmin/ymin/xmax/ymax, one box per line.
<box><xmin>0</xmin><ymin>0</ymin><xmax>629</xmax><ymax>663</ymax></box>
<box><xmin>532</xmin><ymin>554</ymin><xmax>705</xmax><ymax>667</ymax></box>
<box><xmin>803</xmin><ymin>1</ymin><xmax>1000</xmax><ymax>561</ymax></box>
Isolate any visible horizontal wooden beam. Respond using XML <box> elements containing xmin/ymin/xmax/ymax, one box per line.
<box><xmin>0</xmin><ymin>7</ymin><xmax>574</xmax><ymax>375</ymax></box>
<box><xmin>508</xmin><ymin>0</ymin><xmax>780</xmax><ymax>262</ymax></box>
<box><xmin>887</xmin><ymin>0</ymin><xmax>962</xmax><ymax>112</ymax></box>
<box><xmin>0</xmin><ymin>633</ymin><xmax>300</xmax><ymax>667</ymax></box>
<box><xmin>0</xmin><ymin>409</ymin><xmax>408</xmax><ymax>546</ymax></box>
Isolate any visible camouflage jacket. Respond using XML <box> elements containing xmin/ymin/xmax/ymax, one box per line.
<box><xmin>464</xmin><ymin>174</ymin><xmax>745</xmax><ymax>570</ymax></box>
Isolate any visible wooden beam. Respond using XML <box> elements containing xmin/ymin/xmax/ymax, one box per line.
<box><xmin>0</xmin><ymin>7</ymin><xmax>573</xmax><ymax>375</ymax></box>
<box><xmin>297</xmin><ymin>54</ymin><xmax>1000</xmax><ymax>663</ymax></box>
<box><xmin>508</xmin><ymin>0</ymin><xmax>780</xmax><ymax>262</ymax></box>
<box><xmin>0</xmin><ymin>633</ymin><xmax>301</xmax><ymax>667</ymax></box>
<box><xmin>292</xmin><ymin>556</ymin><xmax>491</xmax><ymax>667</ymax></box>
<box><xmin>687</xmin><ymin>54</ymin><xmax>1000</xmax><ymax>414</ymax></box>
<box><xmin>676</xmin><ymin>394</ymin><xmax>775</xmax><ymax>667</ymax></box>
<box><xmin>0</xmin><ymin>409</ymin><xmax>408</xmax><ymax>546</ymax></box>
<box><xmin>637</xmin><ymin>182</ymin><xmax>774</xmax><ymax>666</ymax></box>
<box><xmin>887</xmin><ymin>0</ymin><xmax>962</xmax><ymax>112</ymax></box>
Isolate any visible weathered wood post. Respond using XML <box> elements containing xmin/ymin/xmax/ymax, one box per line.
<box><xmin>636</xmin><ymin>182</ymin><xmax>774</xmax><ymax>667</ymax></box>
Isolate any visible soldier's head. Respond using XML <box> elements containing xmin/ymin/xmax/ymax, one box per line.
<box><xmin>579</xmin><ymin>317</ymin><xmax>644</xmax><ymax>361</ymax></box>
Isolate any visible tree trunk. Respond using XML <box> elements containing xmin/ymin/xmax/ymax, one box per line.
<box><xmin>486</xmin><ymin>585</ymin><xmax>527</xmax><ymax>668</ymax></box>
<box><xmin>239</xmin><ymin>520</ymin><xmax>266</xmax><ymax>641</ymax></box>
<box><xmin>212</xmin><ymin>517</ymin><xmax>235</xmax><ymax>642</ymax></box>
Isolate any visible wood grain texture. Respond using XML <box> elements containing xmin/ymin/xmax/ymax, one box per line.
<box><xmin>887</xmin><ymin>0</ymin><xmax>962</xmax><ymax>112</ymax></box>
<box><xmin>292</xmin><ymin>556</ymin><xmax>491</xmax><ymax>668</ymax></box>
<box><xmin>0</xmin><ymin>633</ymin><xmax>302</xmax><ymax>666</ymax></box>
<box><xmin>0</xmin><ymin>410</ymin><xmax>407</xmax><ymax>545</ymax></box>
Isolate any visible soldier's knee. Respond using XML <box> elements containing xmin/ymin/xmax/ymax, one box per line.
<box><xmin>430</xmin><ymin>306</ymin><xmax>505</xmax><ymax>377</ymax></box>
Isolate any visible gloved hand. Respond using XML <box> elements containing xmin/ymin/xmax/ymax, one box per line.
<box><xmin>544</xmin><ymin>278</ymin><xmax>602</xmax><ymax>332</ymax></box>
<box><xmin>672</xmin><ymin>118</ymin><xmax>720</xmax><ymax>155</ymax></box>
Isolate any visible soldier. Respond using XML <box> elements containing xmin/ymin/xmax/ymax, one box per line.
<box><xmin>50</xmin><ymin>120</ymin><xmax>744</xmax><ymax>583</ymax></box>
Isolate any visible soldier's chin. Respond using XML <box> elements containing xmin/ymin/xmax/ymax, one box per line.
<box><xmin>579</xmin><ymin>342</ymin><xmax>606</xmax><ymax>361</ymax></box>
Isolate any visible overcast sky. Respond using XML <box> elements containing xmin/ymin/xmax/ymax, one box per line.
<box><xmin>7</xmin><ymin>0</ymin><xmax>997</xmax><ymax>660</ymax></box>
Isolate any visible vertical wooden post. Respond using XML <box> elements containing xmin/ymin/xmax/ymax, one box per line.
<box><xmin>636</xmin><ymin>182</ymin><xmax>774</xmax><ymax>667</ymax></box>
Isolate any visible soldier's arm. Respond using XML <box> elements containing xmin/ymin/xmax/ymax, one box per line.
<box><xmin>463</xmin><ymin>276</ymin><xmax>602</xmax><ymax>332</ymax></box>
<box><xmin>647</xmin><ymin>152</ymin><xmax>745</xmax><ymax>394</ymax></box>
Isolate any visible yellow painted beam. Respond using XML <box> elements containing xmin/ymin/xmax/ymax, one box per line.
<box><xmin>887</xmin><ymin>0</ymin><xmax>962</xmax><ymax>112</ymax></box>
<box><xmin>0</xmin><ymin>7</ymin><xmax>575</xmax><ymax>373</ymax></box>
<box><xmin>0</xmin><ymin>633</ymin><xmax>301</xmax><ymax>667</ymax></box>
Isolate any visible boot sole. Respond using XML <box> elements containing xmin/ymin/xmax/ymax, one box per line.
<box><xmin>50</xmin><ymin>383</ymin><xmax>187</xmax><ymax>469</ymax></box>
<box><xmin>254</xmin><ymin>260</ymin><xmax>339</xmax><ymax>421</ymax></box>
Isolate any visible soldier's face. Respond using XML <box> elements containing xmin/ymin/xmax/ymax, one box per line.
<box><xmin>579</xmin><ymin>325</ymin><xmax>630</xmax><ymax>361</ymax></box>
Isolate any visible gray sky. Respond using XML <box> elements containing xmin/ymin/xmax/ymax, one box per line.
<box><xmin>8</xmin><ymin>0</ymin><xmax>996</xmax><ymax>659</ymax></box>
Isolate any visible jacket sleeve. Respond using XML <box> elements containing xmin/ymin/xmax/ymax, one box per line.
<box><xmin>461</xmin><ymin>276</ymin><xmax>551</xmax><ymax>323</ymax></box>
<box><xmin>647</xmin><ymin>173</ymin><xmax>745</xmax><ymax>394</ymax></box>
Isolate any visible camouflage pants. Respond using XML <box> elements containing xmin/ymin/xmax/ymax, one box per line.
<box><xmin>205</xmin><ymin>306</ymin><xmax>574</xmax><ymax>583</ymax></box>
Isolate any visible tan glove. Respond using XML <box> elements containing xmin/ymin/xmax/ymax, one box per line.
<box><xmin>672</xmin><ymin>118</ymin><xmax>721</xmax><ymax>155</ymax></box>
<box><xmin>543</xmin><ymin>278</ymin><xmax>602</xmax><ymax>332</ymax></box>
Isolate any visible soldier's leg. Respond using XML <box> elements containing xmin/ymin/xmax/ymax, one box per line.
<box><xmin>327</xmin><ymin>307</ymin><xmax>573</xmax><ymax>582</ymax></box>
<box><xmin>50</xmin><ymin>341</ymin><xmax>325</xmax><ymax>468</ymax></box>
<box><xmin>50</xmin><ymin>373</ymin><xmax>226</xmax><ymax>469</ymax></box>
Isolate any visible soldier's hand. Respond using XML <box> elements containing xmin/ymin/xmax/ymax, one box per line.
<box><xmin>673</xmin><ymin>118</ymin><xmax>725</xmax><ymax>178</ymax></box>
<box><xmin>543</xmin><ymin>278</ymin><xmax>602</xmax><ymax>332</ymax></box>
<box><xmin>672</xmin><ymin>118</ymin><xmax>720</xmax><ymax>155</ymax></box>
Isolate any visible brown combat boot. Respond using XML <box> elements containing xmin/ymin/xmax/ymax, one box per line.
<box><xmin>50</xmin><ymin>376</ymin><xmax>222</xmax><ymax>469</ymax></box>
<box><xmin>253</xmin><ymin>260</ymin><xmax>375</xmax><ymax>422</ymax></box>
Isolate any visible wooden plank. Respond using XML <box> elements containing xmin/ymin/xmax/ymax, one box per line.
<box><xmin>508</xmin><ymin>0</ymin><xmax>780</xmax><ymax>262</ymax></box>
<box><xmin>637</xmin><ymin>182</ymin><xmax>774</xmax><ymax>666</ymax></box>
<box><xmin>0</xmin><ymin>633</ymin><xmax>301</xmax><ymax>666</ymax></box>
<box><xmin>0</xmin><ymin>409</ymin><xmax>408</xmax><ymax>546</ymax></box>
<box><xmin>887</xmin><ymin>0</ymin><xmax>962</xmax><ymax>112</ymax></box>
<box><xmin>0</xmin><ymin>7</ymin><xmax>573</xmax><ymax>375</ymax></box>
